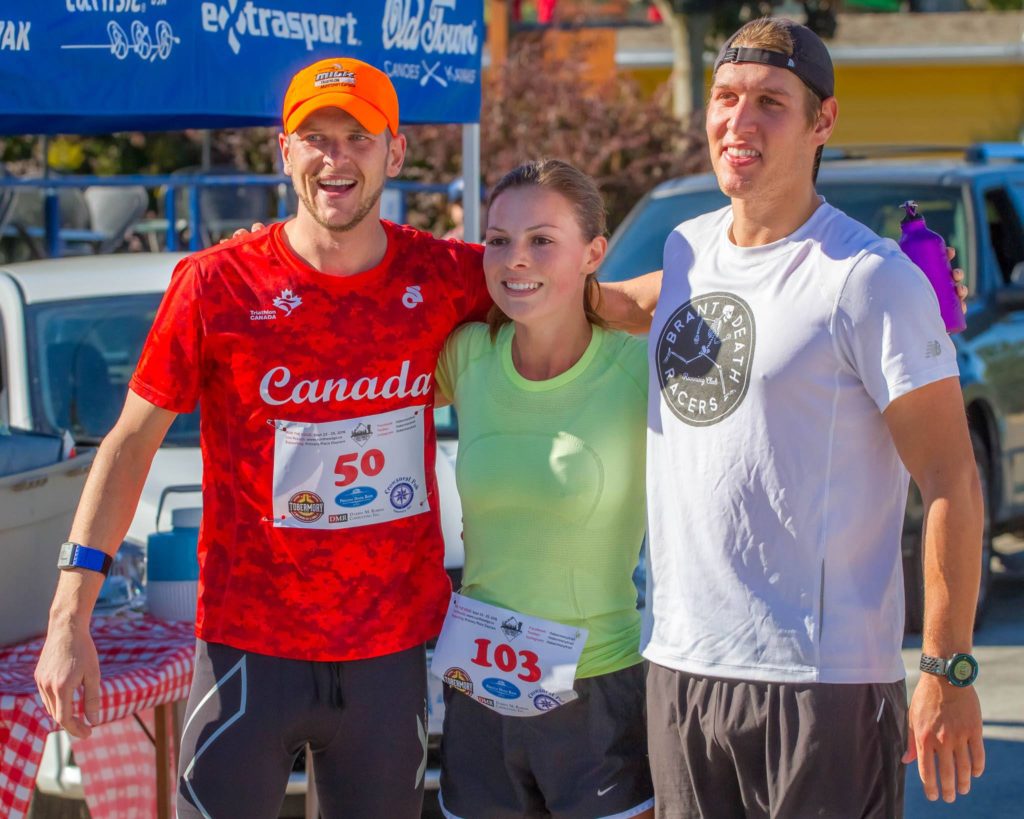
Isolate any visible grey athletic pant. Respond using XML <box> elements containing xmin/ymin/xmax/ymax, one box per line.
<box><xmin>176</xmin><ymin>639</ymin><xmax>428</xmax><ymax>819</ymax></box>
<box><xmin>646</xmin><ymin>663</ymin><xmax>908</xmax><ymax>819</ymax></box>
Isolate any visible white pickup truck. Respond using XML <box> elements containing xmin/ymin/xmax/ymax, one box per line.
<box><xmin>0</xmin><ymin>253</ymin><xmax>462</xmax><ymax>813</ymax></box>
<box><xmin>0</xmin><ymin>435</ymin><xmax>94</xmax><ymax>647</ymax></box>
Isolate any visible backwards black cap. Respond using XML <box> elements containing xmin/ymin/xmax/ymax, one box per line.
<box><xmin>713</xmin><ymin>18</ymin><xmax>834</xmax><ymax>101</ymax></box>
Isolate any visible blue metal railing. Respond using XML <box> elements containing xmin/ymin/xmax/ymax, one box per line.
<box><xmin>0</xmin><ymin>174</ymin><xmax>452</xmax><ymax>258</ymax></box>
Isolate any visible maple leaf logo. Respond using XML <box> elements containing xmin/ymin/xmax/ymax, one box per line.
<box><xmin>273</xmin><ymin>289</ymin><xmax>302</xmax><ymax>316</ymax></box>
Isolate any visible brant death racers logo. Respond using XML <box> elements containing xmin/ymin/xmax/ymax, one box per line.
<box><xmin>656</xmin><ymin>292</ymin><xmax>755</xmax><ymax>426</ymax></box>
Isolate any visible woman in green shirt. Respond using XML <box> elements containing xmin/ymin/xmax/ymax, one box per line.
<box><xmin>434</xmin><ymin>159</ymin><xmax>653</xmax><ymax>819</ymax></box>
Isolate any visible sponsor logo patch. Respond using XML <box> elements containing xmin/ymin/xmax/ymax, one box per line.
<box><xmin>531</xmin><ymin>692</ymin><xmax>560</xmax><ymax>711</ymax></box>
<box><xmin>288</xmin><ymin>490</ymin><xmax>324</xmax><ymax>522</ymax></box>
<box><xmin>381</xmin><ymin>0</ymin><xmax>479</xmax><ymax>56</ymax></box>
<box><xmin>314</xmin><ymin>66</ymin><xmax>356</xmax><ymax>88</ymax></box>
<box><xmin>351</xmin><ymin>422</ymin><xmax>373</xmax><ymax>447</ymax></box>
<box><xmin>656</xmin><ymin>292</ymin><xmax>756</xmax><ymax>426</ymax></box>
<box><xmin>443</xmin><ymin>667</ymin><xmax>473</xmax><ymax>696</ymax></box>
<box><xmin>335</xmin><ymin>487</ymin><xmax>378</xmax><ymax>508</ymax></box>
<box><xmin>200</xmin><ymin>2</ymin><xmax>360</xmax><ymax>55</ymax></box>
<box><xmin>482</xmin><ymin>677</ymin><xmax>521</xmax><ymax>700</ymax></box>
<box><xmin>402</xmin><ymin>285</ymin><xmax>424</xmax><ymax>309</ymax></box>
<box><xmin>250</xmin><ymin>287</ymin><xmax>301</xmax><ymax>321</ymax></box>
<box><xmin>501</xmin><ymin>617</ymin><xmax>523</xmax><ymax>641</ymax></box>
<box><xmin>328</xmin><ymin>513</ymin><xmax>349</xmax><ymax>523</ymax></box>
<box><xmin>387</xmin><ymin>478</ymin><xmax>416</xmax><ymax>511</ymax></box>
<box><xmin>273</xmin><ymin>288</ymin><xmax>302</xmax><ymax>316</ymax></box>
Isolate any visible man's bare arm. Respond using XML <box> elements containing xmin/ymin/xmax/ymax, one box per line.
<box><xmin>35</xmin><ymin>392</ymin><xmax>177</xmax><ymax>738</ymax></box>
<box><xmin>599</xmin><ymin>270</ymin><xmax>662</xmax><ymax>334</ymax></box>
<box><xmin>884</xmin><ymin>377</ymin><xmax>985</xmax><ymax>803</ymax></box>
<box><xmin>593</xmin><ymin>251</ymin><xmax>965</xmax><ymax>336</ymax></box>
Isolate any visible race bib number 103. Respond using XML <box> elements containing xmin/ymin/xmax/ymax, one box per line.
<box><xmin>430</xmin><ymin>593</ymin><xmax>588</xmax><ymax>718</ymax></box>
<box><xmin>271</xmin><ymin>406</ymin><xmax>429</xmax><ymax>529</ymax></box>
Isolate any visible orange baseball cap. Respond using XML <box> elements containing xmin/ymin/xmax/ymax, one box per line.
<box><xmin>282</xmin><ymin>57</ymin><xmax>399</xmax><ymax>136</ymax></box>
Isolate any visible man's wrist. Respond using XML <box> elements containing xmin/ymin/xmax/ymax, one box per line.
<box><xmin>47</xmin><ymin>605</ymin><xmax>93</xmax><ymax>632</ymax></box>
<box><xmin>919</xmin><ymin>651</ymin><xmax>979</xmax><ymax>688</ymax></box>
<box><xmin>48</xmin><ymin>570</ymin><xmax>104</xmax><ymax>627</ymax></box>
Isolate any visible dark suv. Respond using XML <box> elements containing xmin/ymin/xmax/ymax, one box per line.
<box><xmin>600</xmin><ymin>143</ymin><xmax>1024</xmax><ymax>632</ymax></box>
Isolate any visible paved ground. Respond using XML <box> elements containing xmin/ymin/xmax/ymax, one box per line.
<box><xmin>903</xmin><ymin>534</ymin><xmax>1024</xmax><ymax>817</ymax></box>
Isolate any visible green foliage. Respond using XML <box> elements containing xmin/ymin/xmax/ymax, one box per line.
<box><xmin>0</xmin><ymin>129</ymin><xmax>280</xmax><ymax>178</ymax></box>
<box><xmin>404</xmin><ymin>37</ymin><xmax>709</xmax><ymax>234</ymax></box>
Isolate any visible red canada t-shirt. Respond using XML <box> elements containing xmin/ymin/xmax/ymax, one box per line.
<box><xmin>130</xmin><ymin>221</ymin><xmax>489</xmax><ymax>661</ymax></box>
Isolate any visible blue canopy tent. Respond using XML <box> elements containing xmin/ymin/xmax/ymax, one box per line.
<box><xmin>0</xmin><ymin>0</ymin><xmax>485</xmax><ymax>248</ymax></box>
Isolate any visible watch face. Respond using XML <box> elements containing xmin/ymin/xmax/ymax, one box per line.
<box><xmin>58</xmin><ymin>542</ymin><xmax>74</xmax><ymax>565</ymax></box>
<box><xmin>949</xmin><ymin>655</ymin><xmax>978</xmax><ymax>687</ymax></box>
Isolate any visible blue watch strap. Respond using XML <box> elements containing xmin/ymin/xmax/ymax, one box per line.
<box><xmin>58</xmin><ymin>541</ymin><xmax>113</xmax><ymax>576</ymax></box>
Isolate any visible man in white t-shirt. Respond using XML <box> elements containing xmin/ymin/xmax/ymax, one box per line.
<box><xmin>642</xmin><ymin>17</ymin><xmax>985</xmax><ymax>817</ymax></box>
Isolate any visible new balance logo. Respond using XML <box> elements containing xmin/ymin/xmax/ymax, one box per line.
<box><xmin>925</xmin><ymin>340</ymin><xmax>942</xmax><ymax>358</ymax></box>
<box><xmin>402</xmin><ymin>285</ymin><xmax>424</xmax><ymax>309</ymax></box>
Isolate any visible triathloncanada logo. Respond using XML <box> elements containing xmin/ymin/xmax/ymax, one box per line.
<box><xmin>656</xmin><ymin>292</ymin><xmax>755</xmax><ymax>426</ymax></box>
<box><xmin>273</xmin><ymin>289</ymin><xmax>302</xmax><ymax>316</ymax></box>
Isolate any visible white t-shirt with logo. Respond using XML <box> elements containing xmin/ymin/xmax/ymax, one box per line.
<box><xmin>641</xmin><ymin>201</ymin><xmax>960</xmax><ymax>684</ymax></box>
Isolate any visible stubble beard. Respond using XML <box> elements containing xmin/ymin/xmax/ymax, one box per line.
<box><xmin>298</xmin><ymin>179</ymin><xmax>385</xmax><ymax>233</ymax></box>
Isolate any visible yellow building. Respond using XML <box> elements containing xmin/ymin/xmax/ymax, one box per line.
<box><xmin>615</xmin><ymin>11</ymin><xmax>1024</xmax><ymax>147</ymax></box>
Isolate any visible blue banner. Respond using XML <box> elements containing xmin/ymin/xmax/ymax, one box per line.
<box><xmin>0</xmin><ymin>1</ymin><xmax>483</xmax><ymax>134</ymax></box>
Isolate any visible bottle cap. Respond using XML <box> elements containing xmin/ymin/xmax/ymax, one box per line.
<box><xmin>900</xmin><ymin>200</ymin><xmax>923</xmax><ymax>224</ymax></box>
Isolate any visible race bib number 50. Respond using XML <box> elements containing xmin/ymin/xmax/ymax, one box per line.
<box><xmin>271</xmin><ymin>406</ymin><xmax>429</xmax><ymax>529</ymax></box>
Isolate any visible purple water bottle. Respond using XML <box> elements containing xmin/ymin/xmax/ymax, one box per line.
<box><xmin>898</xmin><ymin>200</ymin><xmax>966</xmax><ymax>334</ymax></box>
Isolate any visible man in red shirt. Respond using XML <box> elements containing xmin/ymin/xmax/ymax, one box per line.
<box><xmin>34</xmin><ymin>57</ymin><xmax>655</xmax><ymax>817</ymax></box>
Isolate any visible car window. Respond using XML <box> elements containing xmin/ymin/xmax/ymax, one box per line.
<box><xmin>25</xmin><ymin>295</ymin><xmax>200</xmax><ymax>446</ymax></box>
<box><xmin>434</xmin><ymin>405</ymin><xmax>458</xmax><ymax>439</ymax></box>
<box><xmin>604</xmin><ymin>181</ymin><xmax>972</xmax><ymax>292</ymax></box>
<box><xmin>818</xmin><ymin>182</ymin><xmax>972</xmax><ymax>291</ymax></box>
<box><xmin>1010</xmin><ymin>181</ymin><xmax>1024</xmax><ymax>223</ymax></box>
<box><xmin>982</xmin><ymin>187</ymin><xmax>1024</xmax><ymax>286</ymax></box>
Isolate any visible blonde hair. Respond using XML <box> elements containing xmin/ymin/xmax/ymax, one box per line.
<box><xmin>725</xmin><ymin>18</ymin><xmax>826</xmax><ymax>181</ymax></box>
<box><xmin>485</xmin><ymin>159</ymin><xmax>607</xmax><ymax>341</ymax></box>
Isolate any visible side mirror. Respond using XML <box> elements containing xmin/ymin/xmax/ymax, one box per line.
<box><xmin>995</xmin><ymin>261</ymin><xmax>1024</xmax><ymax>311</ymax></box>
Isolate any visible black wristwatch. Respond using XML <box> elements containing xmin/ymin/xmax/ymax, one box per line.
<box><xmin>57</xmin><ymin>541</ymin><xmax>113</xmax><ymax>577</ymax></box>
<box><xmin>919</xmin><ymin>652</ymin><xmax>979</xmax><ymax>688</ymax></box>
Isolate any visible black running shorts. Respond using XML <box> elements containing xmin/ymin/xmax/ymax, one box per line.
<box><xmin>176</xmin><ymin>639</ymin><xmax>428</xmax><ymax>819</ymax></box>
<box><xmin>439</xmin><ymin>662</ymin><xmax>654</xmax><ymax>819</ymax></box>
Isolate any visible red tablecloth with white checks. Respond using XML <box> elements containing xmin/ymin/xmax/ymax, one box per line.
<box><xmin>0</xmin><ymin>614</ymin><xmax>194</xmax><ymax>819</ymax></box>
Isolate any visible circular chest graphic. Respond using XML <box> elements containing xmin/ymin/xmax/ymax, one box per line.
<box><xmin>443</xmin><ymin>667</ymin><xmax>474</xmax><ymax>696</ymax></box>
<box><xmin>532</xmin><ymin>692</ymin><xmax>560</xmax><ymax>711</ymax></box>
<box><xmin>656</xmin><ymin>292</ymin><xmax>756</xmax><ymax>426</ymax></box>
<box><xmin>288</xmin><ymin>491</ymin><xmax>324</xmax><ymax>522</ymax></box>
<box><xmin>388</xmin><ymin>481</ymin><xmax>415</xmax><ymax>510</ymax></box>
